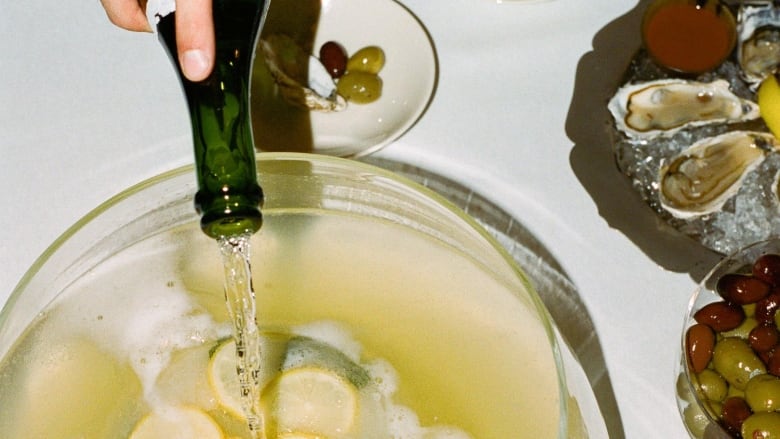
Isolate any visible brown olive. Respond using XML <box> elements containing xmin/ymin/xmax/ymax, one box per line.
<box><xmin>319</xmin><ymin>41</ymin><xmax>348</xmax><ymax>79</ymax></box>
<box><xmin>687</xmin><ymin>323</ymin><xmax>715</xmax><ymax>373</ymax></box>
<box><xmin>750</xmin><ymin>324</ymin><xmax>780</xmax><ymax>353</ymax></box>
<box><xmin>756</xmin><ymin>291</ymin><xmax>780</xmax><ymax>324</ymax></box>
<box><xmin>695</xmin><ymin>301</ymin><xmax>746</xmax><ymax>332</ymax></box>
<box><xmin>754</xmin><ymin>254</ymin><xmax>780</xmax><ymax>286</ymax></box>
<box><xmin>717</xmin><ymin>273</ymin><xmax>771</xmax><ymax>305</ymax></box>
<box><xmin>721</xmin><ymin>396</ymin><xmax>752</xmax><ymax>436</ymax></box>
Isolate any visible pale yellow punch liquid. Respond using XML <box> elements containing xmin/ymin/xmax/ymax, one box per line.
<box><xmin>0</xmin><ymin>211</ymin><xmax>560</xmax><ymax>438</ymax></box>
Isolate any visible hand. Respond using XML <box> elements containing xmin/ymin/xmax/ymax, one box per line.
<box><xmin>99</xmin><ymin>0</ymin><xmax>215</xmax><ymax>82</ymax></box>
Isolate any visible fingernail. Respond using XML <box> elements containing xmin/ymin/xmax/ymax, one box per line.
<box><xmin>181</xmin><ymin>49</ymin><xmax>210</xmax><ymax>81</ymax></box>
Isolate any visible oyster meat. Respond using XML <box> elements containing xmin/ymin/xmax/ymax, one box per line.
<box><xmin>659</xmin><ymin>131</ymin><xmax>778</xmax><ymax>219</ymax></box>
<box><xmin>259</xmin><ymin>33</ymin><xmax>347</xmax><ymax>112</ymax></box>
<box><xmin>608</xmin><ymin>79</ymin><xmax>760</xmax><ymax>139</ymax></box>
<box><xmin>774</xmin><ymin>168</ymin><xmax>780</xmax><ymax>207</ymax></box>
<box><xmin>738</xmin><ymin>1</ymin><xmax>780</xmax><ymax>88</ymax></box>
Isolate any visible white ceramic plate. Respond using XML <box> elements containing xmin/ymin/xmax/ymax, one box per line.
<box><xmin>311</xmin><ymin>0</ymin><xmax>436</xmax><ymax>157</ymax></box>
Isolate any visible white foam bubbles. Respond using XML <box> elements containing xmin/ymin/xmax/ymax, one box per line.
<box><xmin>55</xmin><ymin>271</ymin><xmax>229</xmax><ymax>408</ymax></box>
<box><xmin>364</xmin><ymin>357</ymin><xmax>399</xmax><ymax>396</ymax></box>
<box><xmin>293</xmin><ymin>320</ymin><xmax>363</xmax><ymax>362</ymax></box>
<box><xmin>387</xmin><ymin>405</ymin><xmax>424</xmax><ymax>439</ymax></box>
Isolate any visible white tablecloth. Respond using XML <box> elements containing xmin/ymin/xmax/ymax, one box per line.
<box><xmin>0</xmin><ymin>0</ymin><xmax>714</xmax><ymax>437</ymax></box>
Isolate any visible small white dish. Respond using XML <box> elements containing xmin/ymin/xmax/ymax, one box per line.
<box><xmin>252</xmin><ymin>0</ymin><xmax>437</xmax><ymax>157</ymax></box>
<box><xmin>311</xmin><ymin>0</ymin><xmax>437</xmax><ymax>157</ymax></box>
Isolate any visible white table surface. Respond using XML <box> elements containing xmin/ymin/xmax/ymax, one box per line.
<box><xmin>0</xmin><ymin>0</ymin><xmax>725</xmax><ymax>437</ymax></box>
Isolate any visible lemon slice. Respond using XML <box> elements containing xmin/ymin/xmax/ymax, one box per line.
<box><xmin>208</xmin><ymin>339</ymin><xmax>245</xmax><ymax>418</ymax></box>
<box><xmin>264</xmin><ymin>366</ymin><xmax>359</xmax><ymax>436</ymax></box>
<box><xmin>129</xmin><ymin>406</ymin><xmax>224</xmax><ymax>439</ymax></box>
<box><xmin>208</xmin><ymin>335</ymin><xmax>289</xmax><ymax>418</ymax></box>
<box><xmin>759</xmin><ymin>75</ymin><xmax>780</xmax><ymax>137</ymax></box>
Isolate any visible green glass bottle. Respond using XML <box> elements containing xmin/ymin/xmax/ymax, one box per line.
<box><xmin>157</xmin><ymin>0</ymin><xmax>268</xmax><ymax>239</ymax></box>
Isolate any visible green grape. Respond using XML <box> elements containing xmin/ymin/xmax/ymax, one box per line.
<box><xmin>336</xmin><ymin>71</ymin><xmax>383</xmax><ymax>104</ymax></box>
<box><xmin>346</xmin><ymin>46</ymin><xmax>385</xmax><ymax>74</ymax></box>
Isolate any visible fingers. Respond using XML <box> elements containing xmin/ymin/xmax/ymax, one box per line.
<box><xmin>99</xmin><ymin>0</ymin><xmax>216</xmax><ymax>82</ymax></box>
<box><xmin>99</xmin><ymin>0</ymin><xmax>151</xmax><ymax>32</ymax></box>
<box><xmin>176</xmin><ymin>0</ymin><xmax>215</xmax><ymax>82</ymax></box>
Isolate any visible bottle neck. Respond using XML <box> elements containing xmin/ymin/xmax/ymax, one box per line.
<box><xmin>157</xmin><ymin>0</ymin><xmax>267</xmax><ymax>239</ymax></box>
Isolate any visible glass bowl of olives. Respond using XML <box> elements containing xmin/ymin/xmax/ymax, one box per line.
<box><xmin>678</xmin><ymin>238</ymin><xmax>780</xmax><ymax>438</ymax></box>
<box><xmin>250</xmin><ymin>0</ymin><xmax>437</xmax><ymax>158</ymax></box>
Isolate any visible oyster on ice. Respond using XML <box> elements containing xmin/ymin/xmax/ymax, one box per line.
<box><xmin>659</xmin><ymin>131</ymin><xmax>778</xmax><ymax>219</ymax></box>
<box><xmin>259</xmin><ymin>33</ymin><xmax>347</xmax><ymax>112</ymax></box>
<box><xmin>608</xmin><ymin>79</ymin><xmax>760</xmax><ymax>139</ymax></box>
<box><xmin>738</xmin><ymin>1</ymin><xmax>780</xmax><ymax>88</ymax></box>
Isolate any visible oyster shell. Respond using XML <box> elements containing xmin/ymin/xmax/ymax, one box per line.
<box><xmin>738</xmin><ymin>1</ymin><xmax>780</xmax><ymax>88</ymax></box>
<box><xmin>608</xmin><ymin>79</ymin><xmax>760</xmax><ymax>139</ymax></box>
<box><xmin>659</xmin><ymin>131</ymin><xmax>778</xmax><ymax>219</ymax></box>
<box><xmin>259</xmin><ymin>33</ymin><xmax>346</xmax><ymax>112</ymax></box>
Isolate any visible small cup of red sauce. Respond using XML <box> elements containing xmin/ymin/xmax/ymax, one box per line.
<box><xmin>642</xmin><ymin>0</ymin><xmax>737</xmax><ymax>74</ymax></box>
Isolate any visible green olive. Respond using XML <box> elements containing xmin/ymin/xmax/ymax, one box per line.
<box><xmin>346</xmin><ymin>46</ymin><xmax>385</xmax><ymax>74</ymax></box>
<box><xmin>707</xmin><ymin>400</ymin><xmax>723</xmax><ymax>419</ymax></box>
<box><xmin>683</xmin><ymin>402</ymin><xmax>709</xmax><ymax>438</ymax></box>
<box><xmin>742</xmin><ymin>412</ymin><xmax>780</xmax><ymax>438</ymax></box>
<box><xmin>746</xmin><ymin>373</ymin><xmax>780</xmax><ymax>412</ymax></box>
<box><xmin>721</xmin><ymin>316</ymin><xmax>758</xmax><ymax>339</ymax></box>
<box><xmin>697</xmin><ymin>369</ymin><xmax>728</xmax><ymax>402</ymax></box>
<box><xmin>713</xmin><ymin>337</ymin><xmax>766</xmax><ymax>390</ymax></box>
<box><xmin>336</xmin><ymin>71</ymin><xmax>383</xmax><ymax>104</ymax></box>
<box><xmin>727</xmin><ymin>385</ymin><xmax>746</xmax><ymax>399</ymax></box>
<box><xmin>677</xmin><ymin>372</ymin><xmax>695</xmax><ymax>403</ymax></box>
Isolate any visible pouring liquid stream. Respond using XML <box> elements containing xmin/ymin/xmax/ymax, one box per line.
<box><xmin>219</xmin><ymin>234</ymin><xmax>264</xmax><ymax>437</ymax></box>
